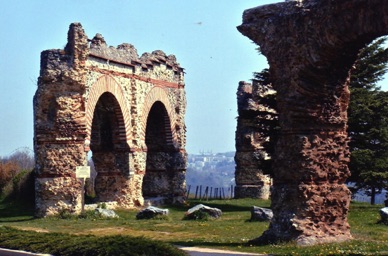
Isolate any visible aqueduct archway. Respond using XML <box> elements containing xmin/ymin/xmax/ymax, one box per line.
<box><xmin>238</xmin><ymin>0</ymin><xmax>388</xmax><ymax>246</ymax></box>
<box><xmin>34</xmin><ymin>23</ymin><xmax>187</xmax><ymax>217</ymax></box>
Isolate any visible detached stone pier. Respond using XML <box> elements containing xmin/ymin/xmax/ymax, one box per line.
<box><xmin>238</xmin><ymin>0</ymin><xmax>388</xmax><ymax>245</ymax></box>
<box><xmin>235</xmin><ymin>81</ymin><xmax>274</xmax><ymax>199</ymax></box>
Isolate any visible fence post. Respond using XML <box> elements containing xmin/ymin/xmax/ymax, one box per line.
<box><xmin>186</xmin><ymin>185</ymin><xmax>191</xmax><ymax>199</ymax></box>
<box><xmin>202</xmin><ymin>186</ymin><xmax>207</xmax><ymax>200</ymax></box>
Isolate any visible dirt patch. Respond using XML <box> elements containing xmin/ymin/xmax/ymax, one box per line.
<box><xmin>75</xmin><ymin>227</ymin><xmax>196</xmax><ymax>241</ymax></box>
<box><xmin>18</xmin><ymin>227</ymin><xmax>49</xmax><ymax>233</ymax></box>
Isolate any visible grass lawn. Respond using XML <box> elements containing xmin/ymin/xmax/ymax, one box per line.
<box><xmin>0</xmin><ymin>198</ymin><xmax>387</xmax><ymax>255</ymax></box>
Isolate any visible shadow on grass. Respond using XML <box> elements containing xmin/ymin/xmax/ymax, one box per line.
<box><xmin>175</xmin><ymin>240</ymin><xmax>246</xmax><ymax>248</ymax></box>
<box><xmin>0</xmin><ymin>200</ymin><xmax>35</xmax><ymax>222</ymax></box>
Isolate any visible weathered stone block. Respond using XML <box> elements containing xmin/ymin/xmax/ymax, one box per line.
<box><xmin>136</xmin><ymin>206</ymin><xmax>169</xmax><ymax>219</ymax></box>
<box><xmin>235</xmin><ymin>81</ymin><xmax>274</xmax><ymax>200</ymax></box>
<box><xmin>250</xmin><ymin>206</ymin><xmax>273</xmax><ymax>222</ymax></box>
<box><xmin>235</xmin><ymin>185</ymin><xmax>270</xmax><ymax>199</ymax></box>
<box><xmin>380</xmin><ymin>207</ymin><xmax>388</xmax><ymax>224</ymax></box>
<box><xmin>185</xmin><ymin>204</ymin><xmax>222</xmax><ymax>220</ymax></box>
<box><xmin>95</xmin><ymin>208</ymin><xmax>119</xmax><ymax>219</ymax></box>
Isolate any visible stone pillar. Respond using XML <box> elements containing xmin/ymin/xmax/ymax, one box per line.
<box><xmin>235</xmin><ymin>81</ymin><xmax>273</xmax><ymax>199</ymax></box>
<box><xmin>238</xmin><ymin>0</ymin><xmax>388</xmax><ymax>245</ymax></box>
<box><xmin>34</xmin><ymin>23</ymin><xmax>88</xmax><ymax>217</ymax></box>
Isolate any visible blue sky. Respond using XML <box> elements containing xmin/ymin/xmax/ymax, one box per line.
<box><xmin>1</xmin><ymin>1</ymin><xmax>387</xmax><ymax>157</ymax></box>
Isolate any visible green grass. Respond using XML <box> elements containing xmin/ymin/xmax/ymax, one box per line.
<box><xmin>0</xmin><ymin>199</ymin><xmax>387</xmax><ymax>255</ymax></box>
<box><xmin>0</xmin><ymin>226</ymin><xmax>186</xmax><ymax>256</ymax></box>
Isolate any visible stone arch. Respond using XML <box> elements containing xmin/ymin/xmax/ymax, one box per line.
<box><xmin>238</xmin><ymin>0</ymin><xmax>388</xmax><ymax>246</ymax></box>
<box><xmin>91</xmin><ymin>92</ymin><xmax>131</xmax><ymax>200</ymax></box>
<box><xmin>85</xmin><ymin>75</ymin><xmax>132</xmax><ymax>203</ymax></box>
<box><xmin>85</xmin><ymin>75</ymin><xmax>131</xmax><ymax>150</ymax></box>
<box><xmin>140</xmin><ymin>87</ymin><xmax>178</xmax><ymax>149</ymax></box>
<box><xmin>142</xmin><ymin>101</ymin><xmax>175</xmax><ymax>198</ymax></box>
<box><xmin>145</xmin><ymin>101</ymin><xmax>174</xmax><ymax>151</ymax></box>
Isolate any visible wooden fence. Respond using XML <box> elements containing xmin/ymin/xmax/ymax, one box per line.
<box><xmin>186</xmin><ymin>185</ymin><xmax>234</xmax><ymax>200</ymax></box>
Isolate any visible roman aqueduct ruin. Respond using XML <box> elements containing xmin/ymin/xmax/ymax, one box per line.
<box><xmin>33</xmin><ymin>0</ymin><xmax>388</xmax><ymax>247</ymax></box>
<box><xmin>238</xmin><ymin>0</ymin><xmax>388</xmax><ymax>245</ymax></box>
<box><xmin>34</xmin><ymin>23</ymin><xmax>187</xmax><ymax>217</ymax></box>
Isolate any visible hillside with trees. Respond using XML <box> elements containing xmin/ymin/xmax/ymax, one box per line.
<box><xmin>0</xmin><ymin>148</ymin><xmax>34</xmax><ymax>202</ymax></box>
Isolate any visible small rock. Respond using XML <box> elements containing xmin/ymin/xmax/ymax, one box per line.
<box><xmin>136</xmin><ymin>206</ymin><xmax>169</xmax><ymax>219</ymax></box>
<box><xmin>250</xmin><ymin>206</ymin><xmax>273</xmax><ymax>221</ymax></box>
<box><xmin>95</xmin><ymin>208</ymin><xmax>119</xmax><ymax>219</ymax></box>
<box><xmin>185</xmin><ymin>204</ymin><xmax>222</xmax><ymax>219</ymax></box>
<box><xmin>380</xmin><ymin>207</ymin><xmax>388</xmax><ymax>224</ymax></box>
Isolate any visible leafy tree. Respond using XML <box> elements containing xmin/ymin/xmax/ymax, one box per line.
<box><xmin>251</xmin><ymin>68</ymin><xmax>279</xmax><ymax>177</ymax></box>
<box><xmin>0</xmin><ymin>161</ymin><xmax>20</xmax><ymax>194</ymax></box>
<box><xmin>0</xmin><ymin>148</ymin><xmax>34</xmax><ymax>200</ymax></box>
<box><xmin>347</xmin><ymin>37</ymin><xmax>388</xmax><ymax>204</ymax></box>
<box><xmin>5</xmin><ymin>148</ymin><xmax>34</xmax><ymax>171</ymax></box>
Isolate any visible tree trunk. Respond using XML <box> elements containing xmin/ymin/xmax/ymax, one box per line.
<box><xmin>370</xmin><ymin>187</ymin><xmax>376</xmax><ymax>205</ymax></box>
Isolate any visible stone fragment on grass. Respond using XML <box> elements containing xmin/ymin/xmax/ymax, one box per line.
<box><xmin>95</xmin><ymin>208</ymin><xmax>119</xmax><ymax>219</ymax></box>
<box><xmin>185</xmin><ymin>204</ymin><xmax>222</xmax><ymax>220</ymax></box>
<box><xmin>136</xmin><ymin>206</ymin><xmax>169</xmax><ymax>219</ymax></box>
<box><xmin>250</xmin><ymin>206</ymin><xmax>273</xmax><ymax>221</ymax></box>
<box><xmin>380</xmin><ymin>207</ymin><xmax>388</xmax><ymax>224</ymax></box>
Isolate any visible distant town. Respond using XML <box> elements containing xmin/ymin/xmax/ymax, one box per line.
<box><xmin>187</xmin><ymin>151</ymin><xmax>235</xmax><ymax>171</ymax></box>
<box><xmin>186</xmin><ymin>151</ymin><xmax>235</xmax><ymax>190</ymax></box>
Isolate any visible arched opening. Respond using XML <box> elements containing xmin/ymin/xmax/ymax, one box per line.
<box><xmin>88</xmin><ymin>92</ymin><xmax>130</xmax><ymax>203</ymax></box>
<box><xmin>143</xmin><ymin>101</ymin><xmax>175</xmax><ymax>199</ymax></box>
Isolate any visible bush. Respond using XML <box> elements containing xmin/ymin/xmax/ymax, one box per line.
<box><xmin>57</xmin><ymin>208</ymin><xmax>75</xmax><ymax>220</ymax></box>
<box><xmin>0</xmin><ymin>226</ymin><xmax>187</xmax><ymax>256</ymax></box>
<box><xmin>0</xmin><ymin>161</ymin><xmax>20</xmax><ymax>196</ymax></box>
<box><xmin>9</xmin><ymin>170</ymin><xmax>34</xmax><ymax>201</ymax></box>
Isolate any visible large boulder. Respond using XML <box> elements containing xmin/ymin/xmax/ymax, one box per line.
<box><xmin>136</xmin><ymin>206</ymin><xmax>169</xmax><ymax>220</ymax></box>
<box><xmin>95</xmin><ymin>208</ymin><xmax>119</xmax><ymax>219</ymax></box>
<box><xmin>250</xmin><ymin>206</ymin><xmax>273</xmax><ymax>221</ymax></box>
<box><xmin>380</xmin><ymin>207</ymin><xmax>388</xmax><ymax>224</ymax></box>
<box><xmin>185</xmin><ymin>204</ymin><xmax>222</xmax><ymax>220</ymax></box>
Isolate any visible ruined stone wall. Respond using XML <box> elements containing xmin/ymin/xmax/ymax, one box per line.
<box><xmin>34</xmin><ymin>23</ymin><xmax>187</xmax><ymax>217</ymax></box>
<box><xmin>235</xmin><ymin>81</ymin><xmax>274</xmax><ymax>199</ymax></box>
<box><xmin>238</xmin><ymin>0</ymin><xmax>388</xmax><ymax>246</ymax></box>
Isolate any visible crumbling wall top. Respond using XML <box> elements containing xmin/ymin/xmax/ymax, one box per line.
<box><xmin>41</xmin><ymin>22</ymin><xmax>184</xmax><ymax>77</ymax></box>
<box><xmin>88</xmin><ymin>30</ymin><xmax>183</xmax><ymax>72</ymax></box>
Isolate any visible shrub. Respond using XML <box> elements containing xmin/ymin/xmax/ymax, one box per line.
<box><xmin>0</xmin><ymin>161</ymin><xmax>20</xmax><ymax>195</ymax></box>
<box><xmin>9</xmin><ymin>170</ymin><xmax>34</xmax><ymax>201</ymax></box>
<box><xmin>78</xmin><ymin>210</ymin><xmax>98</xmax><ymax>219</ymax></box>
<box><xmin>57</xmin><ymin>208</ymin><xmax>75</xmax><ymax>220</ymax></box>
<box><xmin>97</xmin><ymin>202</ymin><xmax>107</xmax><ymax>209</ymax></box>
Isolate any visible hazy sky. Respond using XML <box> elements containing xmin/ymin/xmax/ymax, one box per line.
<box><xmin>1</xmin><ymin>1</ymin><xmax>387</xmax><ymax>156</ymax></box>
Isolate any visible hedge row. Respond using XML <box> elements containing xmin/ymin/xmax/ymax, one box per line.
<box><xmin>0</xmin><ymin>226</ymin><xmax>187</xmax><ymax>256</ymax></box>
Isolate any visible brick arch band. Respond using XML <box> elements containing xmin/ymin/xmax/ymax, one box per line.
<box><xmin>141</xmin><ymin>87</ymin><xmax>178</xmax><ymax>149</ymax></box>
<box><xmin>85</xmin><ymin>75</ymin><xmax>131</xmax><ymax>150</ymax></box>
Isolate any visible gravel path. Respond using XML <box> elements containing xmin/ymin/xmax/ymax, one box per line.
<box><xmin>178</xmin><ymin>246</ymin><xmax>266</xmax><ymax>256</ymax></box>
